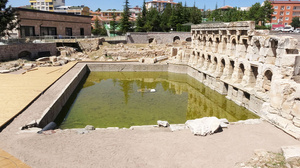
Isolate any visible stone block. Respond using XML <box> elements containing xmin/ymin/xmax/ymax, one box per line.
<box><xmin>293</xmin><ymin>117</ymin><xmax>300</xmax><ymax>128</ymax></box>
<box><xmin>185</xmin><ymin>117</ymin><xmax>221</xmax><ymax>136</ymax></box>
<box><xmin>266</xmin><ymin>113</ymin><xmax>292</xmax><ymax>129</ymax></box>
<box><xmin>281</xmin><ymin>111</ymin><xmax>293</xmax><ymax>120</ymax></box>
<box><xmin>292</xmin><ymin>100</ymin><xmax>300</xmax><ymax>118</ymax></box>
<box><xmin>281</xmin><ymin>146</ymin><xmax>300</xmax><ymax>162</ymax></box>
<box><xmin>169</xmin><ymin>124</ymin><xmax>187</xmax><ymax>132</ymax></box>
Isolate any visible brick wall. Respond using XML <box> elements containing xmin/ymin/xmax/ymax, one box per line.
<box><xmin>16</xmin><ymin>8</ymin><xmax>92</xmax><ymax>37</ymax></box>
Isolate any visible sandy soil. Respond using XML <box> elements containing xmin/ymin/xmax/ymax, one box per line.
<box><xmin>0</xmin><ymin>113</ymin><xmax>299</xmax><ymax>168</ymax></box>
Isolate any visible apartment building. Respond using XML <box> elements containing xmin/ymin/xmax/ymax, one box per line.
<box><xmin>90</xmin><ymin>7</ymin><xmax>140</xmax><ymax>27</ymax></box>
<box><xmin>270</xmin><ymin>0</ymin><xmax>300</xmax><ymax>26</ymax></box>
<box><xmin>54</xmin><ymin>5</ymin><xmax>90</xmax><ymax>15</ymax></box>
<box><xmin>30</xmin><ymin>0</ymin><xmax>65</xmax><ymax>11</ymax></box>
<box><xmin>145</xmin><ymin>0</ymin><xmax>177</xmax><ymax>12</ymax></box>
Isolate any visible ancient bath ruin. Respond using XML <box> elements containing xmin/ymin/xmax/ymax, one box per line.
<box><xmin>169</xmin><ymin>21</ymin><xmax>300</xmax><ymax>138</ymax></box>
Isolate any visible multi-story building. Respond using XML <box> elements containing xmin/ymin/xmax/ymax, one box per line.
<box><xmin>270</xmin><ymin>0</ymin><xmax>300</xmax><ymax>26</ymax></box>
<box><xmin>145</xmin><ymin>0</ymin><xmax>177</xmax><ymax>12</ymax></box>
<box><xmin>54</xmin><ymin>5</ymin><xmax>90</xmax><ymax>15</ymax></box>
<box><xmin>90</xmin><ymin>7</ymin><xmax>140</xmax><ymax>27</ymax></box>
<box><xmin>30</xmin><ymin>0</ymin><xmax>65</xmax><ymax>12</ymax></box>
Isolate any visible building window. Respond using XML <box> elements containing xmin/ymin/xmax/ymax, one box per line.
<box><xmin>279</xmin><ymin>17</ymin><xmax>283</xmax><ymax>21</ymax></box>
<box><xmin>281</xmin><ymin>6</ymin><xmax>285</xmax><ymax>10</ymax></box>
<box><xmin>274</xmin><ymin>6</ymin><xmax>278</xmax><ymax>9</ymax></box>
<box><xmin>20</xmin><ymin>26</ymin><xmax>35</xmax><ymax>37</ymax></box>
<box><xmin>65</xmin><ymin>27</ymin><xmax>72</xmax><ymax>36</ymax></box>
<box><xmin>41</xmin><ymin>2</ymin><xmax>44</xmax><ymax>5</ymax></box>
<box><xmin>273</xmin><ymin>11</ymin><xmax>277</xmax><ymax>15</ymax></box>
<box><xmin>272</xmin><ymin>16</ymin><xmax>277</xmax><ymax>20</ymax></box>
<box><xmin>40</xmin><ymin>27</ymin><xmax>57</xmax><ymax>36</ymax></box>
<box><xmin>80</xmin><ymin>28</ymin><xmax>84</xmax><ymax>36</ymax></box>
<box><xmin>49</xmin><ymin>2</ymin><xmax>53</xmax><ymax>5</ymax></box>
<box><xmin>280</xmin><ymin>12</ymin><xmax>284</xmax><ymax>16</ymax></box>
<box><xmin>287</xmin><ymin>6</ymin><xmax>291</xmax><ymax>10</ymax></box>
<box><xmin>49</xmin><ymin>7</ymin><xmax>53</xmax><ymax>10</ymax></box>
<box><xmin>285</xmin><ymin>23</ymin><xmax>288</xmax><ymax>26</ymax></box>
<box><xmin>286</xmin><ymin>17</ymin><xmax>289</xmax><ymax>20</ymax></box>
<box><xmin>286</xmin><ymin>11</ymin><xmax>290</xmax><ymax>15</ymax></box>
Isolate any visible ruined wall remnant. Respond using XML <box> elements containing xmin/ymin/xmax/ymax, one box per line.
<box><xmin>169</xmin><ymin>21</ymin><xmax>300</xmax><ymax>138</ymax></box>
<box><xmin>0</xmin><ymin>43</ymin><xmax>57</xmax><ymax>61</ymax></box>
<box><xmin>127</xmin><ymin>32</ymin><xmax>191</xmax><ymax>44</ymax></box>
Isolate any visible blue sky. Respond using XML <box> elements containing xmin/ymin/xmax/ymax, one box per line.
<box><xmin>7</xmin><ymin>0</ymin><xmax>265</xmax><ymax>11</ymax></box>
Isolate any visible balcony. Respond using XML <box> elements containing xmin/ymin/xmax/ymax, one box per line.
<box><xmin>293</xmin><ymin>6</ymin><xmax>300</xmax><ymax>10</ymax></box>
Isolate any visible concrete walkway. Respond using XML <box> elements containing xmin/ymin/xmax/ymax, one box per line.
<box><xmin>0</xmin><ymin>62</ymin><xmax>76</xmax><ymax>168</ymax></box>
<box><xmin>0</xmin><ymin>62</ymin><xmax>76</xmax><ymax>128</ymax></box>
<box><xmin>0</xmin><ymin>149</ymin><xmax>30</xmax><ymax>168</ymax></box>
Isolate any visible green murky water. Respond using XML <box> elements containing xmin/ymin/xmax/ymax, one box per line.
<box><xmin>56</xmin><ymin>71</ymin><xmax>259</xmax><ymax>129</ymax></box>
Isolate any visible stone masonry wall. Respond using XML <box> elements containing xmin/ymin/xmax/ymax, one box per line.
<box><xmin>127</xmin><ymin>32</ymin><xmax>191</xmax><ymax>44</ymax></box>
<box><xmin>169</xmin><ymin>21</ymin><xmax>300</xmax><ymax>138</ymax></box>
<box><xmin>0</xmin><ymin>43</ymin><xmax>57</xmax><ymax>61</ymax></box>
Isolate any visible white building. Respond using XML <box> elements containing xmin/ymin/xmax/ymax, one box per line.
<box><xmin>30</xmin><ymin>0</ymin><xmax>65</xmax><ymax>11</ymax></box>
<box><xmin>145</xmin><ymin>0</ymin><xmax>177</xmax><ymax>12</ymax></box>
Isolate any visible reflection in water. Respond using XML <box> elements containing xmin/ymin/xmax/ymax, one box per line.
<box><xmin>58</xmin><ymin>72</ymin><xmax>258</xmax><ymax>129</ymax></box>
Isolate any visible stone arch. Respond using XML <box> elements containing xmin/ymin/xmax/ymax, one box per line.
<box><xmin>18</xmin><ymin>50</ymin><xmax>32</xmax><ymax>59</ymax></box>
<box><xmin>270</xmin><ymin>38</ymin><xmax>278</xmax><ymax>57</ymax></box>
<box><xmin>200</xmin><ymin>54</ymin><xmax>205</xmax><ymax>66</ymax></box>
<box><xmin>254</xmin><ymin>40</ymin><xmax>261</xmax><ymax>54</ymax></box>
<box><xmin>231</xmin><ymin>37</ymin><xmax>237</xmax><ymax>52</ymax></box>
<box><xmin>263</xmin><ymin>70</ymin><xmax>273</xmax><ymax>92</ymax></box>
<box><xmin>209</xmin><ymin>38</ymin><xmax>213</xmax><ymax>45</ymax></box>
<box><xmin>237</xmin><ymin>63</ymin><xmax>245</xmax><ymax>83</ymax></box>
<box><xmin>222</xmin><ymin>37</ymin><xmax>228</xmax><ymax>53</ymax></box>
<box><xmin>173</xmin><ymin>36</ymin><xmax>180</xmax><ymax>42</ymax></box>
<box><xmin>148</xmin><ymin>38</ymin><xmax>155</xmax><ymax>43</ymax></box>
<box><xmin>186</xmin><ymin>37</ymin><xmax>192</xmax><ymax>42</ymax></box>
<box><xmin>242</xmin><ymin>39</ymin><xmax>248</xmax><ymax>51</ymax></box>
<box><xmin>212</xmin><ymin>57</ymin><xmax>218</xmax><ymax>73</ymax></box>
<box><xmin>215</xmin><ymin>37</ymin><xmax>220</xmax><ymax>53</ymax></box>
<box><xmin>220</xmin><ymin>58</ymin><xmax>226</xmax><ymax>76</ymax></box>
<box><xmin>229</xmin><ymin>60</ymin><xmax>235</xmax><ymax>78</ymax></box>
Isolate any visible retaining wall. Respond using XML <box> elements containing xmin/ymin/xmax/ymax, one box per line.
<box><xmin>0</xmin><ymin>43</ymin><xmax>57</xmax><ymax>61</ymax></box>
<box><xmin>127</xmin><ymin>32</ymin><xmax>191</xmax><ymax>44</ymax></box>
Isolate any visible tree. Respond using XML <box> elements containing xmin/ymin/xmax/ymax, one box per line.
<box><xmin>145</xmin><ymin>8</ymin><xmax>161</xmax><ymax>32</ymax></box>
<box><xmin>96</xmin><ymin>8</ymin><xmax>101</xmax><ymax>12</ymax></box>
<box><xmin>92</xmin><ymin>17</ymin><xmax>107</xmax><ymax>36</ymax></box>
<box><xmin>190</xmin><ymin>2</ymin><xmax>202</xmax><ymax>24</ymax></box>
<box><xmin>247</xmin><ymin>1</ymin><xmax>274</xmax><ymax>26</ymax></box>
<box><xmin>291</xmin><ymin>17</ymin><xmax>300</xmax><ymax>28</ymax></box>
<box><xmin>0</xmin><ymin>0</ymin><xmax>18</xmax><ymax>36</ymax></box>
<box><xmin>160</xmin><ymin>3</ymin><xmax>172</xmax><ymax>31</ymax></box>
<box><xmin>110</xmin><ymin>12</ymin><xmax>117</xmax><ymax>36</ymax></box>
<box><xmin>169</xmin><ymin>2</ymin><xmax>184</xmax><ymax>31</ymax></box>
<box><xmin>261</xmin><ymin>0</ymin><xmax>274</xmax><ymax>25</ymax></box>
<box><xmin>135</xmin><ymin>0</ymin><xmax>147</xmax><ymax>32</ymax></box>
<box><xmin>247</xmin><ymin>2</ymin><xmax>262</xmax><ymax>24</ymax></box>
<box><xmin>182</xmin><ymin>2</ymin><xmax>190</xmax><ymax>24</ymax></box>
<box><xmin>120</xmin><ymin>0</ymin><xmax>132</xmax><ymax>34</ymax></box>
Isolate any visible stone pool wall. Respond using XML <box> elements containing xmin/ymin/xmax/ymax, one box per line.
<box><xmin>169</xmin><ymin>21</ymin><xmax>300</xmax><ymax>138</ymax></box>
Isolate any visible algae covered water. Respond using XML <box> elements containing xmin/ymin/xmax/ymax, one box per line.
<box><xmin>56</xmin><ymin>71</ymin><xmax>259</xmax><ymax>129</ymax></box>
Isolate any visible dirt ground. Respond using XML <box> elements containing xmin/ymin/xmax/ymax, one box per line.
<box><xmin>0</xmin><ymin>111</ymin><xmax>299</xmax><ymax>168</ymax></box>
